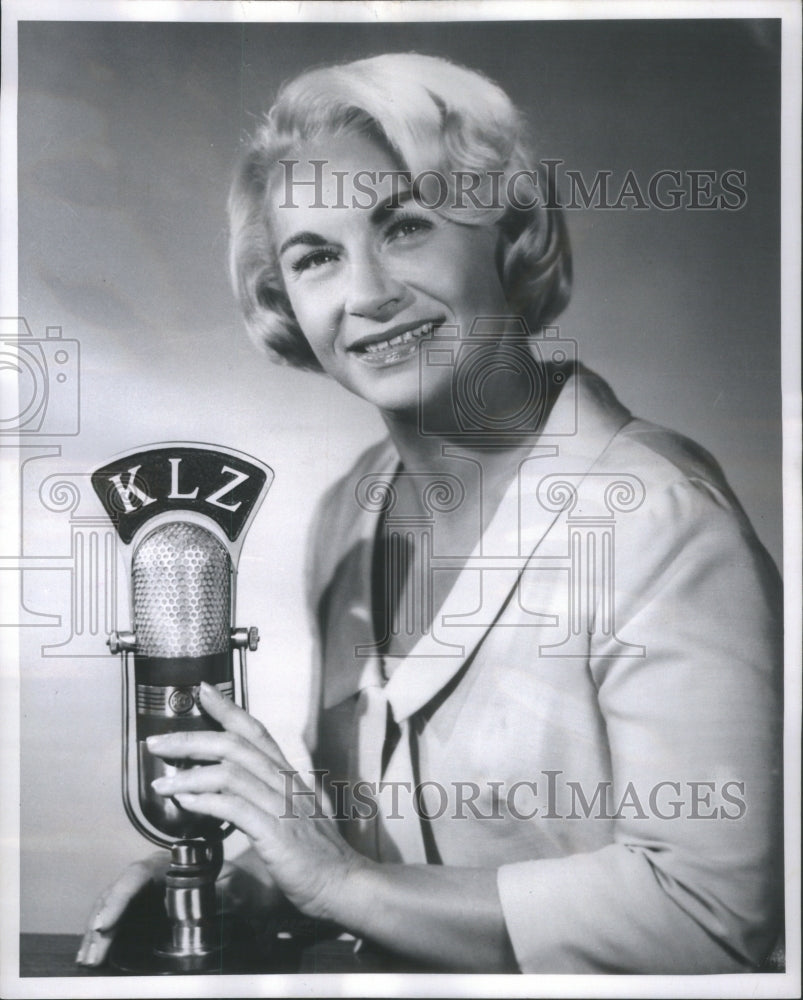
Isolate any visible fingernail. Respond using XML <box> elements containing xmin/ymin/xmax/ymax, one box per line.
<box><xmin>146</xmin><ymin>735</ymin><xmax>165</xmax><ymax>747</ymax></box>
<box><xmin>200</xmin><ymin>681</ymin><xmax>219</xmax><ymax>697</ymax></box>
<box><xmin>86</xmin><ymin>940</ymin><xmax>98</xmax><ymax>966</ymax></box>
<box><xmin>151</xmin><ymin>777</ymin><xmax>172</xmax><ymax>793</ymax></box>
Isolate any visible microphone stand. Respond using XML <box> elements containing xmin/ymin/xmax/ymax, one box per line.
<box><xmin>159</xmin><ymin>840</ymin><xmax>224</xmax><ymax>970</ymax></box>
<box><xmin>107</xmin><ymin>628</ymin><xmax>263</xmax><ymax>975</ymax></box>
<box><xmin>91</xmin><ymin>443</ymin><xmax>276</xmax><ymax>975</ymax></box>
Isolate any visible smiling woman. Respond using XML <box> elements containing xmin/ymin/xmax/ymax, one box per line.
<box><xmin>267</xmin><ymin>132</ymin><xmax>511</xmax><ymax>419</ymax></box>
<box><xmin>76</xmin><ymin>51</ymin><xmax>783</xmax><ymax>975</ymax></box>
<box><xmin>228</xmin><ymin>53</ymin><xmax>570</xmax><ymax>373</ymax></box>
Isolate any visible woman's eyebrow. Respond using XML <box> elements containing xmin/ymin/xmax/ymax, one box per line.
<box><xmin>371</xmin><ymin>189</ymin><xmax>414</xmax><ymax>222</ymax></box>
<box><xmin>278</xmin><ymin>231</ymin><xmax>331</xmax><ymax>256</ymax></box>
<box><xmin>278</xmin><ymin>190</ymin><xmax>415</xmax><ymax>256</ymax></box>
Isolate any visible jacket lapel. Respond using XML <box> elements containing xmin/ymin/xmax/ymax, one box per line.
<box><xmin>322</xmin><ymin>368</ymin><xmax>632</xmax><ymax>725</ymax></box>
<box><xmin>320</xmin><ymin>442</ymin><xmax>398</xmax><ymax>711</ymax></box>
<box><xmin>384</xmin><ymin>368</ymin><xmax>632</xmax><ymax>723</ymax></box>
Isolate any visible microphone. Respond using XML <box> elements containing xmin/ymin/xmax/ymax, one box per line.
<box><xmin>92</xmin><ymin>443</ymin><xmax>273</xmax><ymax>973</ymax></box>
<box><xmin>132</xmin><ymin>520</ymin><xmax>234</xmax><ymax>841</ymax></box>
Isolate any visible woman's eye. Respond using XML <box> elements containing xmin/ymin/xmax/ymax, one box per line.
<box><xmin>291</xmin><ymin>248</ymin><xmax>339</xmax><ymax>273</ymax></box>
<box><xmin>385</xmin><ymin>215</ymin><xmax>434</xmax><ymax>242</ymax></box>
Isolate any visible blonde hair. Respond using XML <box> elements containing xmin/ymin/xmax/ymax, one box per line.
<box><xmin>229</xmin><ymin>52</ymin><xmax>572</xmax><ymax>370</ymax></box>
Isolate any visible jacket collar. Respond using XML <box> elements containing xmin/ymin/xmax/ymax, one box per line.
<box><xmin>322</xmin><ymin>367</ymin><xmax>632</xmax><ymax>720</ymax></box>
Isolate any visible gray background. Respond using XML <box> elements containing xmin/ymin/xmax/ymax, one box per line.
<box><xmin>15</xmin><ymin>18</ymin><xmax>781</xmax><ymax>932</ymax></box>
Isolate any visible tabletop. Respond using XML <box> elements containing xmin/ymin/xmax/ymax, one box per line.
<box><xmin>19</xmin><ymin>925</ymin><xmax>422</xmax><ymax>978</ymax></box>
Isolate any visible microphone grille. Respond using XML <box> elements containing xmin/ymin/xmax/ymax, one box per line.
<box><xmin>132</xmin><ymin>522</ymin><xmax>231</xmax><ymax>658</ymax></box>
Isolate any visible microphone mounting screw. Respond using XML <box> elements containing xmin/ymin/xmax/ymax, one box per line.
<box><xmin>107</xmin><ymin>630</ymin><xmax>137</xmax><ymax>654</ymax></box>
<box><xmin>231</xmin><ymin>626</ymin><xmax>260</xmax><ymax>651</ymax></box>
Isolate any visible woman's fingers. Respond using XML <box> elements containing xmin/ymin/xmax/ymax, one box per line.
<box><xmin>75</xmin><ymin>852</ymin><xmax>281</xmax><ymax>967</ymax></box>
<box><xmin>171</xmin><ymin>790</ymin><xmax>275</xmax><ymax>845</ymax></box>
<box><xmin>90</xmin><ymin>856</ymin><xmax>161</xmax><ymax>934</ymax></box>
<box><xmin>149</xmin><ymin>761</ymin><xmax>349</xmax><ymax>915</ymax></box>
<box><xmin>146</xmin><ymin>735</ymin><xmax>291</xmax><ymax>808</ymax></box>
<box><xmin>151</xmin><ymin>760</ymin><xmax>284</xmax><ymax>814</ymax></box>
<box><xmin>146</xmin><ymin>685</ymin><xmax>292</xmax><ymax>784</ymax></box>
<box><xmin>75</xmin><ymin>852</ymin><xmax>168</xmax><ymax>966</ymax></box>
<box><xmin>151</xmin><ymin>759</ymin><xmax>322</xmax><ymax>825</ymax></box>
<box><xmin>169</xmin><ymin>789</ymin><xmax>353</xmax><ymax>917</ymax></box>
<box><xmin>145</xmin><ymin>693</ymin><xmax>359</xmax><ymax>920</ymax></box>
<box><xmin>75</xmin><ymin>923</ymin><xmax>115</xmax><ymax>968</ymax></box>
<box><xmin>198</xmin><ymin>682</ymin><xmax>286</xmax><ymax>760</ymax></box>
<box><xmin>75</xmin><ymin>699</ymin><xmax>303</xmax><ymax>969</ymax></box>
<box><xmin>147</xmin><ymin>728</ymin><xmax>249</xmax><ymax>764</ymax></box>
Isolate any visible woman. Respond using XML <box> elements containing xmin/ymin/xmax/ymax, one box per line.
<box><xmin>77</xmin><ymin>52</ymin><xmax>782</xmax><ymax>974</ymax></box>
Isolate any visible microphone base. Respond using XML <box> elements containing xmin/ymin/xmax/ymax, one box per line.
<box><xmin>108</xmin><ymin>914</ymin><xmax>262</xmax><ymax>976</ymax></box>
<box><xmin>107</xmin><ymin>839</ymin><xmax>267</xmax><ymax>976</ymax></box>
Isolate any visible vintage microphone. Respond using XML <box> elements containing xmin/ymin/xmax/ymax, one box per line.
<box><xmin>92</xmin><ymin>442</ymin><xmax>273</xmax><ymax>973</ymax></box>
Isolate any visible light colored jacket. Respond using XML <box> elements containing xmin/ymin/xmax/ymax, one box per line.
<box><xmin>306</xmin><ymin>368</ymin><xmax>782</xmax><ymax>973</ymax></box>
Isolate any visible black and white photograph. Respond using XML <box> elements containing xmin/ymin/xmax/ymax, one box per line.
<box><xmin>1</xmin><ymin>1</ymin><xmax>800</xmax><ymax>997</ymax></box>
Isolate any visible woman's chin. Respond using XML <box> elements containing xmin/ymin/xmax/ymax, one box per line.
<box><xmin>340</xmin><ymin>351</ymin><xmax>433</xmax><ymax>414</ymax></box>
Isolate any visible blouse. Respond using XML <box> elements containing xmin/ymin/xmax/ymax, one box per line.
<box><xmin>304</xmin><ymin>367</ymin><xmax>782</xmax><ymax>973</ymax></box>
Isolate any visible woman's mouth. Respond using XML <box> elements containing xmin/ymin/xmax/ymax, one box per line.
<box><xmin>350</xmin><ymin>321</ymin><xmax>438</xmax><ymax>367</ymax></box>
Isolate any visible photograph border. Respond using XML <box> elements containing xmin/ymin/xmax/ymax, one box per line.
<box><xmin>1</xmin><ymin>2</ymin><xmax>800</xmax><ymax>998</ymax></box>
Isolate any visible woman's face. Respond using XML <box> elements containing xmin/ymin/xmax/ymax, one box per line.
<box><xmin>269</xmin><ymin>132</ymin><xmax>510</xmax><ymax>418</ymax></box>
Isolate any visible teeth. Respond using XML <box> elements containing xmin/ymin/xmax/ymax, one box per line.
<box><xmin>362</xmin><ymin>322</ymin><xmax>433</xmax><ymax>354</ymax></box>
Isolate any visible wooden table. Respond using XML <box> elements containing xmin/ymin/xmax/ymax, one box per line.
<box><xmin>21</xmin><ymin>935</ymin><xmax>107</xmax><ymax>978</ymax></box>
<box><xmin>19</xmin><ymin>930</ymin><xmax>418</xmax><ymax>977</ymax></box>
<box><xmin>19</xmin><ymin>931</ymin><xmax>787</xmax><ymax>978</ymax></box>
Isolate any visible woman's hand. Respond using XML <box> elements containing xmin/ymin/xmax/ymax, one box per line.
<box><xmin>144</xmin><ymin>685</ymin><xmax>515</xmax><ymax>970</ymax></box>
<box><xmin>75</xmin><ymin>847</ymin><xmax>283</xmax><ymax>967</ymax></box>
<box><xmin>75</xmin><ymin>850</ymin><xmax>170</xmax><ymax>966</ymax></box>
<box><xmin>146</xmin><ymin>682</ymin><xmax>366</xmax><ymax>922</ymax></box>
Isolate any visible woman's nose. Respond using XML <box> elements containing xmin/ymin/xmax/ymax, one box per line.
<box><xmin>344</xmin><ymin>252</ymin><xmax>407</xmax><ymax>320</ymax></box>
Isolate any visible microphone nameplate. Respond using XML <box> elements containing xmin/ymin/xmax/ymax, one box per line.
<box><xmin>92</xmin><ymin>445</ymin><xmax>272</xmax><ymax>544</ymax></box>
<box><xmin>136</xmin><ymin>682</ymin><xmax>233</xmax><ymax>718</ymax></box>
